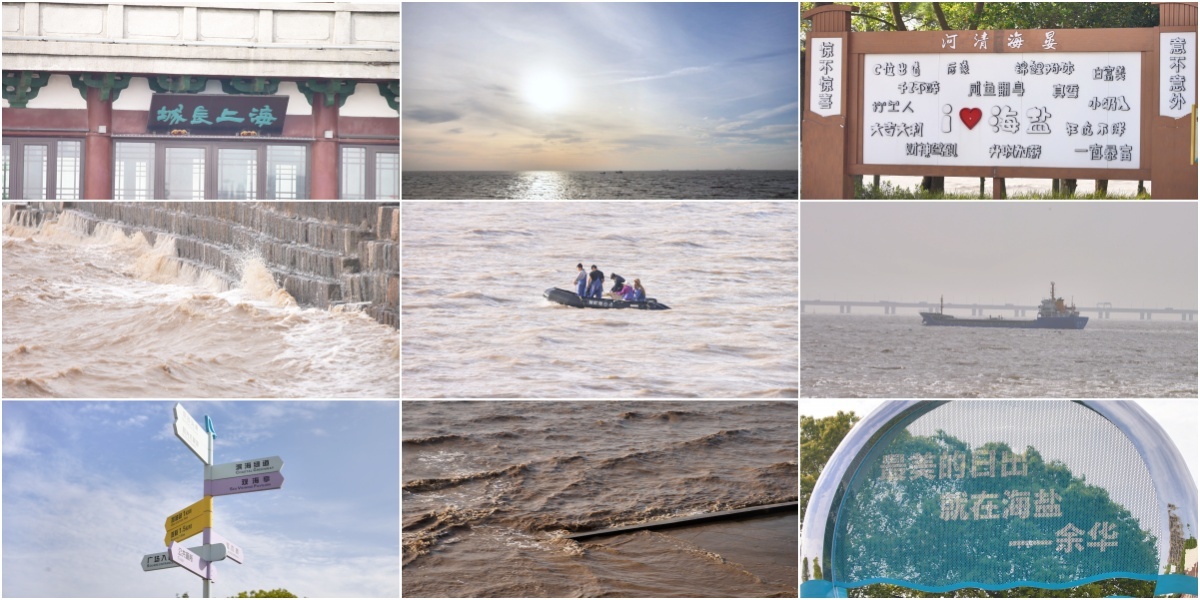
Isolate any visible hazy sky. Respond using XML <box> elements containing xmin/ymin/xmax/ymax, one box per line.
<box><xmin>3</xmin><ymin>401</ymin><xmax>399</xmax><ymax>598</ymax></box>
<box><xmin>800</xmin><ymin>400</ymin><xmax>1198</xmax><ymax>492</ymax></box>
<box><xmin>403</xmin><ymin>2</ymin><xmax>798</xmax><ymax>171</ymax></box>
<box><xmin>801</xmin><ymin>202</ymin><xmax>1198</xmax><ymax>309</ymax></box>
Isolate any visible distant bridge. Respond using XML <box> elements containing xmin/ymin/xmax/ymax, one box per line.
<box><xmin>800</xmin><ymin>300</ymin><xmax>1196</xmax><ymax>321</ymax></box>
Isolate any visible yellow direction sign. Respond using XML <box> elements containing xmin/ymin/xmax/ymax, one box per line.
<box><xmin>165</xmin><ymin>511</ymin><xmax>212</xmax><ymax>546</ymax></box>
<box><xmin>165</xmin><ymin>497</ymin><xmax>212</xmax><ymax>529</ymax></box>
<box><xmin>164</xmin><ymin>497</ymin><xmax>213</xmax><ymax>546</ymax></box>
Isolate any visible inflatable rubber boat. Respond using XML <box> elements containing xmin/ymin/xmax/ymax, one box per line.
<box><xmin>543</xmin><ymin>287</ymin><xmax>670</xmax><ymax>310</ymax></box>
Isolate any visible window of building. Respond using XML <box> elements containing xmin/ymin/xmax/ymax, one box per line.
<box><xmin>341</xmin><ymin>145</ymin><xmax>399</xmax><ymax>199</ymax></box>
<box><xmin>56</xmin><ymin>141</ymin><xmax>82</xmax><ymax>200</ymax></box>
<box><xmin>111</xmin><ymin>140</ymin><xmax>308</xmax><ymax>199</ymax></box>
<box><xmin>218</xmin><ymin>148</ymin><xmax>257</xmax><ymax>199</ymax></box>
<box><xmin>2</xmin><ymin>138</ymin><xmax>82</xmax><ymax>200</ymax></box>
<box><xmin>115</xmin><ymin>142</ymin><xmax>155</xmax><ymax>199</ymax></box>
<box><xmin>3</xmin><ymin>145</ymin><xmax>9</xmax><ymax>200</ymax></box>
<box><xmin>266</xmin><ymin>146</ymin><xmax>307</xmax><ymax>200</ymax></box>
<box><xmin>165</xmin><ymin>147</ymin><xmax>206</xmax><ymax>199</ymax></box>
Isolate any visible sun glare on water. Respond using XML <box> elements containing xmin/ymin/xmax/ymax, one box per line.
<box><xmin>522</xmin><ymin>70</ymin><xmax>572</xmax><ymax>112</ymax></box>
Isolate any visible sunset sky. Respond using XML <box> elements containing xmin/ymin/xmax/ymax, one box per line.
<box><xmin>402</xmin><ymin>3</ymin><xmax>798</xmax><ymax>171</ymax></box>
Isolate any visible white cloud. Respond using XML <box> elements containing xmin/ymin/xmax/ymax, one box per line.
<box><xmin>3</xmin><ymin>419</ymin><xmax>36</xmax><ymax>457</ymax></box>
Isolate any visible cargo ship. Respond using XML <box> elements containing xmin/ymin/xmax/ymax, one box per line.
<box><xmin>919</xmin><ymin>282</ymin><xmax>1088</xmax><ymax>329</ymax></box>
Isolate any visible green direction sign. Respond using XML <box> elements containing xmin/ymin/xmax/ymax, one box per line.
<box><xmin>147</xmin><ymin>94</ymin><xmax>288</xmax><ymax>135</ymax></box>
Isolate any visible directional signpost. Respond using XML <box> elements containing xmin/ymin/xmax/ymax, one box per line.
<box><xmin>142</xmin><ymin>544</ymin><xmax>227</xmax><ymax>571</ymax></box>
<box><xmin>205</xmin><ymin>472</ymin><xmax>285</xmax><ymax>497</ymax></box>
<box><xmin>143</xmin><ymin>404</ymin><xmax>286</xmax><ymax>598</ymax></box>
<box><xmin>169</xmin><ymin>541</ymin><xmax>215</xmax><ymax>582</ymax></box>
<box><xmin>173</xmin><ymin>403</ymin><xmax>211</xmax><ymax>464</ymax></box>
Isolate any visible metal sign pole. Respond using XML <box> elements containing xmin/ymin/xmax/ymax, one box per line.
<box><xmin>203</xmin><ymin>415</ymin><xmax>216</xmax><ymax>599</ymax></box>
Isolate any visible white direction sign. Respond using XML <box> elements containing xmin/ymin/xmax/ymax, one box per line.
<box><xmin>173</xmin><ymin>403</ymin><xmax>211</xmax><ymax>465</ymax></box>
<box><xmin>168</xmin><ymin>541</ymin><xmax>216</xmax><ymax>581</ymax></box>
<box><xmin>143</xmin><ymin>544</ymin><xmax>227</xmax><ymax>571</ymax></box>
<box><xmin>863</xmin><ymin>51</ymin><xmax>1142</xmax><ymax>168</ymax></box>
<box><xmin>207</xmin><ymin>530</ymin><xmax>244</xmax><ymax>564</ymax></box>
<box><xmin>208</xmin><ymin>456</ymin><xmax>283</xmax><ymax>481</ymax></box>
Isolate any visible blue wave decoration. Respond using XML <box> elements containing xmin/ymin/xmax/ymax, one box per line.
<box><xmin>801</xmin><ymin>573</ymin><xmax>1199</xmax><ymax>597</ymax></box>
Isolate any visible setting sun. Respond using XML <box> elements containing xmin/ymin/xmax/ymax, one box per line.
<box><xmin>522</xmin><ymin>70</ymin><xmax>572</xmax><ymax>112</ymax></box>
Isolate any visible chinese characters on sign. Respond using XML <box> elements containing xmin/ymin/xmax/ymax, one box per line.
<box><xmin>810</xmin><ymin>38</ymin><xmax>843</xmax><ymax>117</ymax></box>
<box><xmin>863</xmin><ymin>49</ymin><xmax>1141</xmax><ymax>168</ymax></box>
<box><xmin>1161</xmin><ymin>33</ymin><xmax>1196</xmax><ymax>118</ymax></box>
<box><xmin>880</xmin><ymin>449</ymin><xmax>1120</xmax><ymax>557</ymax></box>
<box><xmin>147</xmin><ymin>94</ymin><xmax>289</xmax><ymax>134</ymax></box>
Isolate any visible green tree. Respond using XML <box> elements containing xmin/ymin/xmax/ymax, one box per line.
<box><xmin>803</xmin><ymin>557</ymin><xmax>811</xmax><ymax>582</ymax></box>
<box><xmin>233</xmin><ymin>589</ymin><xmax>298</xmax><ymax>598</ymax></box>
<box><xmin>801</xmin><ymin>411</ymin><xmax>861</xmax><ymax>516</ymax></box>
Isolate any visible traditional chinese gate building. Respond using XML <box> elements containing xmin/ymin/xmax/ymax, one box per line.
<box><xmin>2</xmin><ymin>0</ymin><xmax>399</xmax><ymax>199</ymax></box>
<box><xmin>802</xmin><ymin>2</ymin><xmax>1197</xmax><ymax>199</ymax></box>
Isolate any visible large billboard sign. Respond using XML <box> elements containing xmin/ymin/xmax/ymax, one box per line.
<box><xmin>800</xmin><ymin>401</ymin><xmax>1199</xmax><ymax>598</ymax></box>
<box><xmin>863</xmin><ymin>50</ymin><xmax>1142</xmax><ymax>168</ymax></box>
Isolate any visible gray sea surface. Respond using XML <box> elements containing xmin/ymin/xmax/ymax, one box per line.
<box><xmin>402</xmin><ymin>201</ymin><xmax>798</xmax><ymax>398</ymax></box>
<box><xmin>801</xmin><ymin>314</ymin><xmax>1198</xmax><ymax>398</ymax></box>
<box><xmin>402</xmin><ymin>170</ymin><xmax>799</xmax><ymax>199</ymax></box>
<box><xmin>402</xmin><ymin>400</ymin><xmax>798</xmax><ymax>597</ymax></box>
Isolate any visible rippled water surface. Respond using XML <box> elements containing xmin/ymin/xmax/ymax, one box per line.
<box><xmin>2</xmin><ymin>214</ymin><xmax>399</xmax><ymax>398</ymax></box>
<box><xmin>801</xmin><ymin>314</ymin><xmax>1198</xmax><ymax>397</ymax></box>
<box><xmin>402</xmin><ymin>170</ymin><xmax>798</xmax><ymax>199</ymax></box>
<box><xmin>402</xmin><ymin>202</ymin><xmax>798</xmax><ymax>398</ymax></box>
<box><xmin>402</xmin><ymin>400</ymin><xmax>798</xmax><ymax>597</ymax></box>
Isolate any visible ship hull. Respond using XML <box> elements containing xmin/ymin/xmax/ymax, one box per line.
<box><xmin>919</xmin><ymin>312</ymin><xmax>1088</xmax><ymax>329</ymax></box>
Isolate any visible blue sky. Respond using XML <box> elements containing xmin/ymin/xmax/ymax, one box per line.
<box><xmin>403</xmin><ymin>2</ymin><xmax>799</xmax><ymax>170</ymax></box>
<box><xmin>2</xmin><ymin>401</ymin><xmax>399</xmax><ymax>598</ymax></box>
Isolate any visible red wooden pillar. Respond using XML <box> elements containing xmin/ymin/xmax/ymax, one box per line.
<box><xmin>801</xmin><ymin>4</ymin><xmax>857</xmax><ymax>199</ymax></box>
<box><xmin>1151</xmin><ymin>2</ymin><xmax>1198</xmax><ymax>199</ymax></box>
<box><xmin>84</xmin><ymin>86</ymin><xmax>113</xmax><ymax>199</ymax></box>
<box><xmin>311</xmin><ymin>97</ymin><xmax>339</xmax><ymax>199</ymax></box>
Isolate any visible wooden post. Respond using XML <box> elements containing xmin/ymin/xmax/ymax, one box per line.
<box><xmin>802</xmin><ymin>4</ymin><xmax>857</xmax><ymax>199</ymax></box>
<box><xmin>992</xmin><ymin>177</ymin><xmax>1006</xmax><ymax>199</ymax></box>
<box><xmin>1151</xmin><ymin>2</ymin><xmax>1199</xmax><ymax>199</ymax></box>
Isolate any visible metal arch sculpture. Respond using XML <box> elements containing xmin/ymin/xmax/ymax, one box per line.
<box><xmin>801</xmin><ymin>401</ymin><xmax>1198</xmax><ymax>597</ymax></box>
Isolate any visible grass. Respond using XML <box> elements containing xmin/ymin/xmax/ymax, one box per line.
<box><xmin>853</xmin><ymin>180</ymin><xmax>1153</xmax><ymax>199</ymax></box>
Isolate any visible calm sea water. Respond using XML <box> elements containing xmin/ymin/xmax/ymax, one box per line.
<box><xmin>402</xmin><ymin>201</ymin><xmax>798</xmax><ymax>398</ymax></box>
<box><xmin>402</xmin><ymin>171</ymin><xmax>799</xmax><ymax>199</ymax></box>
<box><xmin>801</xmin><ymin>314</ymin><xmax>1198</xmax><ymax>398</ymax></box>
<box><xmin>403</xmin><ymin>400</ymin><xmax>798</xmax><ymax>597</ymax></box>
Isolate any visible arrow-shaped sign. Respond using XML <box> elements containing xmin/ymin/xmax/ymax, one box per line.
<box><xmin>173</xmin><ymin>404</ymin><xmax>211</xmax><ymax>465</ymax></box>
<box><xmin>168</xmin><ymin>541</ymin><xmax>216</xmax><ymax>581</ymax></box>
<box><xmin>207</xmin><ymin>456</ymin><xmax>283</xmax><ymax>481</ymax></box>
<box><xmin>206</xmin><ymin>529</ymin><xmax>244</xmax><ymax>564</ymax></box>
<box><xmin>165</xmin><ymin>496</ymin><xmax>212</xmax><ymax>530</ymax></box>
<box><xmin>165</xmin><ymin>508</ymin><xmax>213</xmax><ymax>546</ymax></box>
<box><xmin>205</xmin><ymin>471</ymin><xmax>284</xmax><ymax>497</ymax></box>
<box><xmin>142</xmin><ymin>543</ymin><xmax>226</xmax><ymax>571</ymax></box>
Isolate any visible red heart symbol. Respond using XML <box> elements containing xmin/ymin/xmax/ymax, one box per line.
<box><xmin>959</xmin><ymin>107</ymin><xmax>982</xmax><ymax>130</ymax></box>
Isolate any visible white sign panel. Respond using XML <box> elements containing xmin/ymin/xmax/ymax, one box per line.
<box><xmin>810</xmin><ymin>37</ymin><xmax>843</xmax><ymax>116</ymax></box>
<box><xmin>863</xmin><ymin>52</ymin><xmax>1141</xmax><ymax>168</ymax></box>
<box><xmin>1161</xmin><ymin>32</ymin><xmax>1196</xmax><ymax>118</ymax></box>
<box><xmin>173</xmin><ymin>403</ymin><xmax>211</xmax><ymax>465</ymax></box>
<box><xmin>208</xmin><ymin>456</ymin><xmax>283</xmax><ymax>481</ymax></box>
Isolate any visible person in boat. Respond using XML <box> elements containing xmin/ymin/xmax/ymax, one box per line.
<box><xmin>608</xmin><ymin>274</ymin><xmax>636</xmax><ymax>300</ymax></box>
<box><xmin>574</xmin><ymin>263</ymin><xmax>588</xmax><ymax>297</ymax></box>
<box><xmin>587</xmin><ymin>265</ymin><xmax>605</xmax><ymax>298</ymax></box>
<box><xmin>633</xmin><ymin>279</ymin><xmax>646</xmax><ymax>301</ymax></box>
